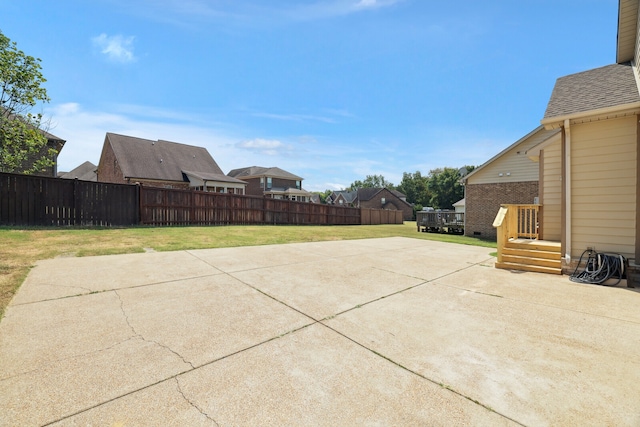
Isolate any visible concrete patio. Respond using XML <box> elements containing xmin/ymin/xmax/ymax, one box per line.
<box><xmin>1</xmin><ymin>237</ymin><xmax>639</xmax><ymax>426</ymax></box>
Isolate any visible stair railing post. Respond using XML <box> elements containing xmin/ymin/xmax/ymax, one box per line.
<box><xmin>493</xmin><ymin>205</ymin><xmax>509</xmax><ymax>264</ymax></box>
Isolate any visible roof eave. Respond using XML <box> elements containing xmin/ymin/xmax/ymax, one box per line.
<box><xmin>541</xmin><ymin>102</ymin><xmax>640</xmax><ymax>130</ymax></box>
<box><xmin>616</xmin><ymin>0</ymin><xmax>639</xmax><ymax>64</ymax></box>
<box><xmin>462</xmin><ymin>125</ymin><xmax>548</xmax><ymax>183</ymax></box>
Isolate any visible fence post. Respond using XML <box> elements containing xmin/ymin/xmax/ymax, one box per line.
<box><xmin>136</xmin><ymin>183</ymin><xmax>141</xmax><ymax>225</ymax></box>
<box><xmin>73</xmin><ymin>178</ymin><xmax>79</xmax><ymax>226</ymax></box>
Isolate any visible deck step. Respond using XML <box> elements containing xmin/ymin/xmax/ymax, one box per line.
<box><xmin>504</xmin><ymin>240</ymin><xmax>561</xmax><ymax>252</ymax></box>
<box><xmin>502</xmin><ymin>247</ymin><xmax>562</xmax><ymax>260</ymax></box>
<box><xmin>495</xmin><ymin>261</ymin><xmax>562</xmax><ymax>275</ymax></box>
<box><xmin>501</xmin><ymin>254</ymin><xmax>561</xmax><ymax>269</ymax></box>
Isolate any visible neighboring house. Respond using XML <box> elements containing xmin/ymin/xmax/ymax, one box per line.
<box><xmin>96</xmin><ymin>133</ymin><xmax>247</xmax><ymax>193</ymax></box>
<box><xmin>1</xmin><ymin>109</ymin><xmax>65</xmax><ymax>177</ymax></box>
<box><xmin>13</xmin><ymin>129</ymin><xmax>65</xmax><ymax>177</ymax></box>
<box><xmin>326</xmin><ymin>190</ymin><xmax>358</xmax><ymax>207</ymax></box>
<box><xmin>462</xmin><ymin>126</ymin><xmax>560</xmax><ymax>239</ymax></box>
<box><xmin>227</xmin><ymin>166</ymin><xmax>312</xmax><ymax>201</ymax></box>
<box><xmin>357</xmin><ymin>188</ymin><xmax>413</xmax><ymax>221</ymax></box>
<box><xmin>34</xmin><ymin>130</ymin><xmax>66</xmax><ymax>177</ymax></box>
<box><xmin>453</xmin><ymin>198</ymin><xmax>465</xmax><ymax>214</ymax></box>
<box><xmin>58</xmin><ymin>161</ymin><xmax>97</xmax><ymax>181</ymax></box>
<box><xmin>327</xmin><ymin>188</ymin><xmax>413</xmax><ymax>221</ymax></box>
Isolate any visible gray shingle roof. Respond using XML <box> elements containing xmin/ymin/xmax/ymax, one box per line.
<box><xmin>543</xmin><ymin>63</ymin><xmax>640</xmax><ymax>120</ymax></box>
<box><xmin>357</xmin><ymin>188</ymin><xmax>383</xmax><ymax>201</ymax></box>
<box><xmin>58</xmin><ymin>161</ymin><xmax>97</xmax><ymax>181</ymax></box>
<box><xmin>227</xmin><ymin>166</ymin><xmax>303</xmax><ymax>181</ymax></box>
<box><xmin>333</xmin><ymin>190</ymin><xmax>358</xmax><ymax>203</ymax></box>
<box><xmin>182</xmin><ymin>170</ymin><xmax>246</xmax><ymax>184</ymax></box>
<box><xmin>106</xmin><ymin>133</ymin><xmax>224</xmax><ymax>182</ymax></box>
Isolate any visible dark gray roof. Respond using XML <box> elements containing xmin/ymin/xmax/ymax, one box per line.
<box><xmin>2</xmin><ymin>108</ymin><xmax>66</xmax><ymax>145</ymax></box>
<box><xmin>357</xmin><ymin>188</ymin><xmax>413</xmax><ymax>207</ymax></box>
<box><xmin>390</xmin><ymin>189</ymin><xmax>407</xmax><ymax>199</ymax></box>
<box><xmin>105</xmin><ymin>133</ymin><xmax>224</xmax><ymax>182</ymax></box>
<box><xmin>42</xmin><ymin>129</ymin><xmax>65</xmax><ymax>143</ymax></box>
<box><xmin>543</xmin><ymin>63</ymin><xmax>640</xmax><ymax>120</ymax></box>
<box><xmin>58</xmin><ymin>161</ymin><xmax>97</xmax><ymax>181</ymax></box>
<box><xmin>227</xmin><ymin>166</ymin><xmax>303</xmax><ymax>181</ymax></box>
<box><xmin>182</xmin><ymin>170</ymin><xmax>246</xmax><ymax>184</ymax></box>
<box><xmin>332</xmin><ymin>190</ymin><xmax>358</xmax><ymax>203</ymax></box>
<box><xmin>357</xmin><ymin>188</ymin><xmax>383</xmax><ymax>201</ymax></box>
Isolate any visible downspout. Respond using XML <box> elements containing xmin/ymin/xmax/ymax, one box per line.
<box><xmin>564</xmin><ymin>119</ymin><xmax>572</xmax><ymax>264</ymax></box>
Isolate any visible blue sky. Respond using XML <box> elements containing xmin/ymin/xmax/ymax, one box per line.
<box><xmin>3</xmin><ymin>0</ymin><xmax>617</xmax><ymax>191</ymax></box>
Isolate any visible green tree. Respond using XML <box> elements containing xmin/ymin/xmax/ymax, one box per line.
<box><xmin>347</xmin><ymin>174</ymin><xmax>394</xmax><ymax>191</ymax></box>
<box><xmin>397</xmin><ymin>171</ymin><xmax>431</xmax><ymax>206</ymax></box>
<box><xmin>426</xmin><ymin>166</ymin><xmax>471</xmax><ymax>209</ymax></box>
<box><xmin>0</xmin><ymin>30</ymin><xmax>54</xmax><ymax>174</ymax></box>
<box><xmin>314</xmin><ymin>189</ymin><xmax>333</xmax><ymax>204</ymax></box>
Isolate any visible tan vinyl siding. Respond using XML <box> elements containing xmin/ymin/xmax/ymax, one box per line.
<box><xmin>541</xmin><ymin>139</ymin><xmax>562</xmax><ymax>241</ymax></box>
<box><xmin>570</xmin><ymin>116</ymin><xmax>637</xmax><ymax>259</ymax></box>
<box><xmin>467</xmin><ymin>149</ymin><xmax>538</xmax><ymax>184</ymax></box>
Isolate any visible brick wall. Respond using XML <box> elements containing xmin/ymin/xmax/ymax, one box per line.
<box><xmin>465</xmin><ymin>181</ymin><xmax>538</xmax><ymax>240</ymax></box>
<box><xmin>97</xmin><ymin>142</ymin><xmax>126</xmax><ymax>184</ymax></box>
<box><xmin>19</xmin><ymin>138</ymin><xmax>64</xmax><ymax>177</ymax></box>
<box><xmin>359</xmin><ymin>188</ymin><xmax>413</xmax><ymax>221</ymax></box>
<box><xmin>241</xmin><ymin>177</ymin><xmax>300</xmax><ymax>196</ymax></box>
<box><xmin>241</xmin><ymin>178</ymin><xmax>263</xmax><ymax>196</ymax></box>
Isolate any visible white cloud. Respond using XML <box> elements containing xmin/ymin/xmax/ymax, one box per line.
<box><xmin>44</xmin><ymin>102</ymin><xmax>502</xmax><ymax>194</ymax></box>
<box><xmin>236</xmin><ymin>138</ymin><xmax>294</xmax><ymax>156</ymax></box>
<box><xmin>113</xmin><ymin>0</ymin><xmax>405</xmax><ymax>27</ymax></box>
<box><xmin>252</xmin><ymin>112</ymin><xmax>337</xmax><ymax>124</ymax></box>
<box><xmin>284</xmin><ymin>0</ymin><xmax>405</xmax><ymax>21</ymax></box>
<box><xmin>92</xmin><ymin>33</ymin><xmax>136</xmax><ymax>63</ymax></box>
<box><xmin>47</xmin><ymin>103</ymin><xmax>240</xmax><ymax>173</ymax></box>
<box><xmin>354</xmin><ymin>0</ymin><xmax>398</xmax><ymax>10</ymax></box>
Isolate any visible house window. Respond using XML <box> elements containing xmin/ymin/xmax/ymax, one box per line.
<box><xmin>260</xmin><ymin>177</ymin><xmax>264</xmax><ymax>188</ymax></box>
<box><xmin>267</xmin><ymin>177</ymin><xmax>272</xmax><ymax>189</ymax></box>
<box><xmin>296</xmin><ymin>180</ymin><xmax>301</xmax><ymax>189</ymax></box>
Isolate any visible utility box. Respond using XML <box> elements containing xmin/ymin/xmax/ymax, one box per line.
<box><xmin>625</xmin><ymin>258</ymin><xmax>640</xmax><ymax>288</ymax></box>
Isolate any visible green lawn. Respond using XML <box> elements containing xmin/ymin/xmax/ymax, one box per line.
<box><xmin>0</xmin><ymin>222</ymin><xmax>495</xmax><ymax>319</ymax></box>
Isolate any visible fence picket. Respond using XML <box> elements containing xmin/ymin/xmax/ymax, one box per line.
<box><xmin>0</xmin><ymin>172</ymin><xmax>403</xmax><ymax>227</ymax></box>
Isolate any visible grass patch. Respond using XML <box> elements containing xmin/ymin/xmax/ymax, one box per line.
<box><xmin>0</xmin><ymin>222</ymin><xmax>495</xmax><ymax>320</ymax></box>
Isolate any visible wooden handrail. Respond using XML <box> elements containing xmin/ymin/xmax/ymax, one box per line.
<box><xmin>493</xmin><ymin>204</ymin><xmax>540</xmax><ymax>263</ymax></box>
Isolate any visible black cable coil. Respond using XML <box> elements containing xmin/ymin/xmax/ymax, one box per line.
<box><xmin>569</xmin><ymin>249</ymin><xmax>626</xmax><ymax>286</ymax></box>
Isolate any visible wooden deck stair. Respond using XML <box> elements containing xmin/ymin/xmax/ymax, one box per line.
<box><xmin>495</xmin><ymin>239</ymin><xmax>562</xmax><ymax>275</ymax></box>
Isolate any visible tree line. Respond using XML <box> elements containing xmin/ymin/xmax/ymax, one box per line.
<box><xmin>317</xmin><ymin>166</ymin><xmax>475</xmax><ymax>212</ymax></box>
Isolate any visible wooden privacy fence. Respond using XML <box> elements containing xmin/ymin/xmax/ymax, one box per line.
<box><xmin>139</xmin><ymin>187</ymin><xmax>365</xmax><ymax>226</ymax></box>
<box><xmin>0</xmin><ymin>172</ymin><xmax>138</xmax><ymax>226</ymax></box>
<box><xmin>360</xmin><ymin>207</ymin><xmax>403</xmax><ymax>225</ymax></box>
<box><xmin>0</xmin><ymin>172</ymin><xmax>403</xmax><ymax>227</ymax></box>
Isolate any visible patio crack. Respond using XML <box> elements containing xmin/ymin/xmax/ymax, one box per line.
<box><xmin>318</xmin><ymin>321</ymin><xmax>527</xmax><ymax>427</ymax></box>
<box><xmin>175</xmin><ymin>377</ymin><xmax>219</xmax><ymax>425</ymax></box>
<box><xmin>113</xmin><ymin>290</ymin><xmax>195</xmax><ymax>369</ymax></box>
